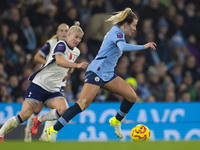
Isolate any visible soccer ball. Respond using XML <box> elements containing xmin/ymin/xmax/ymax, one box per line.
<box><xmin>130</xmin><ymin>124</ymin><xmax>150</xmax><ymax>142</ymax></box>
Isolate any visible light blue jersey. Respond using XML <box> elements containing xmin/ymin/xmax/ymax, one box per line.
<box><xmin>87</xmin><ymin>25</ymin><xmax>125</xmax><ymax>81</ymax></box>
<box><xmin>87</xmin><ymin>25</ymin><xmax>144</xmax><ymax>81</ymax></box>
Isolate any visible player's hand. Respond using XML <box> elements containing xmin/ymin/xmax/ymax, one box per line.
<box><xmin>62</xmin><ymin>75</ymin><xmax>68</xmax><ymax>82</ymax></box>
<box><xmin>144</xmin><ymin>42</ymin><xmax>157</xmax><ymax>50</ymax></box>
<box><xmin>77</xmin><ymin>62</ymin><xmax>89</xmax><ymax>69</ymax></box>
<box><xmin>67</xmin><ymin>68</ymin><xmax>74</xmax><ymax>76</ymax></box>
<box><xmin>62</xmin><ymin>68</ymin><xmax>75</xmax><ymax>82</ymax></box>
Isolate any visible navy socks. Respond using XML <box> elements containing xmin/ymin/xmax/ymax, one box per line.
<box><xmin>53</xmin><ymin>99</ymin><xmax>134</xmax><ymax>131</ymax></box>
<box><xmin>115</xmin><ymin>99</ymin><xmax>135</xmax><ymax>121</ymax></box>
<box><xmin>16</xmin><ymin>114</ymin><xmax>24</xmax><ymax>124</ymax></box>
<box><xmin>54</xmin><ymin>103</ymin><xmax>82</xmax><ymax>131</ymax></box>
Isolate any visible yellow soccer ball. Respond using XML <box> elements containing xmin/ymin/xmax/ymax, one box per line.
<box><xmin>130</xmin><ymin>124</ymin><xmax>150</xmax><ymax>142</ymax></box>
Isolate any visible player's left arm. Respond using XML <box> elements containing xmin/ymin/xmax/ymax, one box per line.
<box><xmin>117</xmin><ymin>41</ymin><xmax>156</xmax><ymax>51</ymax></box>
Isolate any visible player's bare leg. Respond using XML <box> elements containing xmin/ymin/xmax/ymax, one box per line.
<box><xmin>24</xmin><ymin>102</ymin><xmax>43</xmax><ymax>142</ymax></box>
<box><xmin>47</xmin><ymin>83</ymin><xmax>100</xmax><ymax>142</ymax></box>
<box><xmin>31</xmin><ymin>97</ymin><xmax>68</xmax><ymax>136</ymax></box>
<box><xmin>76</xmin><ymin>83</ymin><xmax>100</xmax><ymax>111</ymax></box>
<box><xmin>0</xmin><ymin>101</ymin><xmax>38</xmax><ymax>141</ymax></box>
<box><xmin>104</xmin><ymin>76</ymin><xmax>137</xmax><ymax>139</ymax></box>
<box><xmin>42</xmin><ymin>97</ymin><xmax>69</xmax><ymax>121</ymax></box>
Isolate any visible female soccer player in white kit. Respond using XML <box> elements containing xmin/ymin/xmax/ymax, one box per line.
<box><xmin>0</xmin><ymin>22</ymin><xmax>88</xmax><ymax>142</ymax></box>
<box><xmin>46</xmin><ymin>8</ymin><xmax>156</xmax><ymax>142</ymax></box>
<box><xmin>24</xmin><ymin>23</ymin><xmax>69</xmax><ymax>142</ymax></box>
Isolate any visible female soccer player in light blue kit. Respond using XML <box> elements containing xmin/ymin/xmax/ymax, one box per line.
<box><xmin>46</xmin><ymin>8</ymin><xmax>157</xmax><ymax>142</ymax></box>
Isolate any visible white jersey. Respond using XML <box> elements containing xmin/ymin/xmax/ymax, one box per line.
<box><xmin>39</xmin><ymin>38</ymin><xmax>58</xmax><ymax>61</ymax></box>
<box><xmin>30</xmin><ymin>40</ymin><xmax>80</xmax><ymax>92</ymax></box>
<box><xmin>38</xmin><ymin>38</ymin><xmax>67</xmax><ymax>87</ymax></box>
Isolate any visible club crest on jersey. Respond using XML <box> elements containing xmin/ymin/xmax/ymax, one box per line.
<box><xmin>57</xmin><ymin>44</ymin><xmax>64</xmax><ymax>50</ymax></box>
<box><xmin>117</xmin><ymin>33</ymin><xmax>123</xmax><ymax>38</ymax></box>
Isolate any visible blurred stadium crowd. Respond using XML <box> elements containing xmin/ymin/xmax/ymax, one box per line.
<box><xmin>0</xmin><ymin>0</ymin><xmax>200</xmax><ymax>103</ymax></box>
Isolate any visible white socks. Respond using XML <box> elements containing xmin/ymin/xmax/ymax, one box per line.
<box><xmin>38</xmin><ymin>109</ymin><xmax>59</xmax><ymax>141</ymax></box>
<box><xmin>26</xmin><ymin>113</ymin><xmax>36</xmax><ymax>132</ymax></box>
<box><xmin>38</xmin><ymin>109</ymin><xmax>59</xmax><ymax>123</ymax></box>
<box><xmin>0</xmin><ymin>116</ymin><xmax>19</xmax><ymax>137</ymax></box>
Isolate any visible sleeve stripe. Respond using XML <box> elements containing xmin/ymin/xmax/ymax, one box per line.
<box><xmin>53</xmin><ymin>52</ymin><xmax>65</xmax><ymax>55</ymax></box>
<box><xmin>115</xmin><ymin>39</ymin><xmax>125</xmax><ymax>44</ymax></box>
<box><xmin>39</xmin><ymin>50</ymin><xmax>46</xmax><ymax>58</ymax></box>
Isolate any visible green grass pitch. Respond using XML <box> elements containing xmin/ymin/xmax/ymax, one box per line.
<box><xmin>0</xmin><ymin>141</ymin><xmax>200</xmax><ymax>150</ymax></box>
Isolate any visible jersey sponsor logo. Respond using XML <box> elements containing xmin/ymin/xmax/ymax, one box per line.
<box><xmin>57</xmin><ymin>44</ymin><xmax>64</xmax><ymax>50</ymax></box>
<box><xmin>117</xmin><ymin>33</ymin><xmax>123</xmax><ymax>38</ymax></box>
<box><xmin>95</xmin><ymin>76</ymin><xmax>100</xmax><ymax>82</ymax></box>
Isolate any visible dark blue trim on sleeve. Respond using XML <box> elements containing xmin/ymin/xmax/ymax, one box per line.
<box><xmin>40</xmin><ymin>42</ymin><xmax>50</xmax><ymax>57</ymax></box>
<box><xmin>115</xmin><ymin>39</ymin><xmax>125</xmax><ymax>44</ymax></box>
<box><xmin>54</xmin><ymin>42</ymin><xmax>66</xmax><ymax>54</ymax></box>
<box><xmin>96</xmin><ymin>56</ymin><xmax>107</xmax><ymax>60</ymax></box>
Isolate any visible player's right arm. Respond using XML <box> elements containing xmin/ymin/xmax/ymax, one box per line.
<box><xmin>34</xmin><ymin>43</ymin><xmax>51</xmax><ymax>65</ymax></box>
<box><xmin>55</xmin><ymin>54</ymin><xmax>88</xmax><ymax>69</ymax></box>
<box><xmin>34</xmin><ymin>52</ymin><xmax>47</xmax><ymax>65</ymax></box>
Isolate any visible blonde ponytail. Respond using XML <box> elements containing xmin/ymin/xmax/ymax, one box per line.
<box><xmin>106</xmin><ymin>8</ymin><xmax>137</xmax><ymax>25</ymax></box>
<box><xmin>48</xmin><ymin>23</ymin><xmax>69</xmax><ymax>41</ymax></box>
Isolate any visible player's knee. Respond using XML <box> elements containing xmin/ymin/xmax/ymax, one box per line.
<box><xmin>34</xmin><ymin>107</ymin><xmax>42</xmax><ymax>114</ymax></box>
<box><xmin>77</xmin><ymin>98</ymin><xmax>90</xmax><ymax>111</ymax></box>
<box><xmin>19</xmin><ymin>112</ymin><xmax>31</xmax><ymax>121</ymax></box>
<box><xmin>81</xmin><ymin>105</ymin><xmax>87</xmax><ymax>111</ymax></box>
<box><xmin>126</xmin><ymin>92</ymin><xmax>137</xmax><ymax>103</ymax></box>
<box><xmin>34</xmin><ymin>103</ymin><xmax>43</xmax><ymax>114</ymax></box>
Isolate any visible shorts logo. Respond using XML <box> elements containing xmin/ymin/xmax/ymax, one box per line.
<box><xmin>85</xmin><ymin>78</ymin><xmax>88</xmax><ymax>82</ymax></box>
<box><xmin>95</xmin><ymin>76</ymin><xmax>100</xmax><ymax>82</ymax></box>
<box><xmin>28</xmin><ymin>91</ymin><xmax>32</xmax><ymax>97</ymax></box>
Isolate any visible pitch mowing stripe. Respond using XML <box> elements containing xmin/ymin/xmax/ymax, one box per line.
<box><xmin>0</xmin><ymin>141</ymin><xmax>200</xmax><ymax>150</ymax></box>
